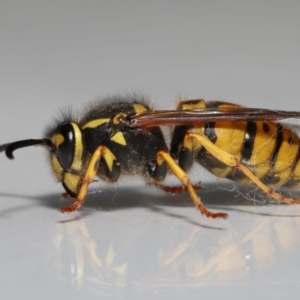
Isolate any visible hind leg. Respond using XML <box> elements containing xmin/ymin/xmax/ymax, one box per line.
<box><xmin>187</xmin><ymin>132</ymin><xmax>300</xmax><ymax>205</ymax></box>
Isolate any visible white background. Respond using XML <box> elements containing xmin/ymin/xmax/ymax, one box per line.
<box><xmin>1</xmin><ymin>1</ymin><xmax>300</xmax><ymax>299</ymax></box>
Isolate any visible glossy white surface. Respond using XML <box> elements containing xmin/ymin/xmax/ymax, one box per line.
<box><xmin>1</xmin><ymin>185</ymin><xmax>300</xmax><ymax>299</ymax></box>
<box><xmin>1</xmin><ymin>1</ymin><xmax>300</xmax><ymax>299</ymax></box>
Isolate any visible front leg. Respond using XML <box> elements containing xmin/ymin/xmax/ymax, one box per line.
<box><xmin>60</xmin><ymin>145</ymin><xmax>120</xmax><ymax>213</ymax></box>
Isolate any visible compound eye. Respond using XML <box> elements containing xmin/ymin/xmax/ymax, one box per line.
<box><xmin>56</xmin><ymin>123</ymin><xmax>75</xmax><ymax>170</ymax></box>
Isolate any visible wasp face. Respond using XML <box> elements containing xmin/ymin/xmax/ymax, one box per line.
<box><xmin>50</xmin><ymin>122</ymin><xmax>84</xmax><ymax>197</ymax></box>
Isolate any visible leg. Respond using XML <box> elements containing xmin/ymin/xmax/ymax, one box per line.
<box><xmin>157</xmin><ymin>151</ymin><xmax>227</xmax><ymax>219</ymax></box>
<box><xmin>188</xmin><ymin>132</ymin><xmax>300</xmax><ymax>205</ymax></box>
<box><xmin>59</xmin><ymin>145</ymin><xmax>119</xmax><ymax>213</ymax></box>
<box><xmin>153</xmin><ymin>182</ymin><xmax>201</xmax><ymax>194</ymax></box>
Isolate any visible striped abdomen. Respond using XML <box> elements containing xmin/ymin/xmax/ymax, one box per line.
<box><xmin>171</xmin><ymin>100</ymin><xmax>300</xmax><ymax>189</ymax></box>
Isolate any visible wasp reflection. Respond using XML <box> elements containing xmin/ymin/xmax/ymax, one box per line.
<box><xmin>51</xmin><ymin>200</ymin><xmax>300</xmax><ymax>292</ymax></box>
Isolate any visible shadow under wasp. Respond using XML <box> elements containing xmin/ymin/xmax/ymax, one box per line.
<box><xmin>1</xmin><ymin>95</ymin><xmax>300</xmax><ymax>219</ymax></box>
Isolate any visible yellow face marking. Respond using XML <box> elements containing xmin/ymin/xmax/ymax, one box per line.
<box><xmin>133</xmin><ymin>103</ymin><xmax>147</xmax><ymax>114</ymax></box>
<box><xmin>113</xmin><ymin>113</ymin><xmax>127</xmax><ymax>125</ymax></box>
<box><xmin>110</xmin><ymin>131</ymin><xmax>126</xmax><ymax>146</ymax></box>
<box><xmin>82</xmin><ymin>118</ymin><xmax>110</xmax><ymax>129</ymax></box>
<box><xmin>64</xmin><ymin>173</ymin><xmax>81</xmax><ymax>194</ymax></box>
<box><xmin>52</xmin><ymin>133</ymin><xmax>64</xmax><ymax>147</ymax></box>
<box><xmin>50</xmin><ymin>155</ymin><xmax>63</xmax><ymax>180</ymax></box>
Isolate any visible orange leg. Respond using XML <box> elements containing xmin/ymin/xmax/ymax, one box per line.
<box><xmin>157</xmin><ymin>151</ymin><xmax>227</xmax><ymax>219</ymax></box>
<box><xmin>154</xmin><ymin>182</ymin><xmax>201</xmax><ymax>194</ymax></box>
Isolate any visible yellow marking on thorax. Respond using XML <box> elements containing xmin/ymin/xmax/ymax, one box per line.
<box><xmin>103</xmin><ymin>147</ymin><xmax>117</xmax><ymax>172</ymax></box>
<box><xmin>181</xmin><ymin>100</ymin><xmax>206</xmax><ymax>110</ymax></box>
<box><xmin>110</xmin><ymin>131</ymin><xmax>126</xmax><ymax>146</ymax></box>
<box><xmin>113</xmin><ymin>113</ymin><xmax>127</xmax><ymax>125</ymax></box>
<box><xmin>218</xmin><ymin>103</ymin><xmax>241</xmax><ymax>108</ymax></box>
<box><xmin>82</xmin><ymin>118</ymin><xmax>110</xmax><ymax>129</ymax></box>
<box><xmin>133</xmin><ymin>103</ymin><xmax>147</xmax><ymax>114</ymax></box>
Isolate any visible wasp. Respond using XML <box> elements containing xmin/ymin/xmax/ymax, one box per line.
<box><xmin>1</xmin><ymin>95</ymin><xmax>300</xmax><ymax>219</ymax></box>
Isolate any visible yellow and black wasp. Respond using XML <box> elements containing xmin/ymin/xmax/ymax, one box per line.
<box><xmin>1</xmin><ymin>95</ymin><xmax>300</xmax><ymax>219</ymax></box>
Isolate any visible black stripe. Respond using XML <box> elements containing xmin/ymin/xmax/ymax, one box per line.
<box><xmin>226</xmin><ymin>168</ymin><xmax>247</xmax><ymax>182</ymax></box>
<box><xmin>204</xmin><ymin>122</ymin><xmax>217</xmax><ymax>144</ymax></box>
<box><xmin>263</xmin><ymin>122</ymin><xmax>270</xmax><ymax>133</ymax></box>
<box><xmin>270</xmin><ymin>124</ymin><xmax>283</xmax><ymax>167</ymax></box>
<box><xmin>241</xmin><ymin>121</ymin><xmax>257</xmax><ymax>162</ymax></box>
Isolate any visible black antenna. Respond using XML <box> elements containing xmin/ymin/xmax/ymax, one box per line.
<box><xmin>0</xmin><ymin>139</ymin><xmax>55</xmax><ymax>159</ymax></box>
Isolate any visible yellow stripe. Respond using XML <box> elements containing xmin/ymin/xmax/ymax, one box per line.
<box><xmin>82</xmin><ymin>118</ymin><xmax>110</xmax><ymax>129</ymax></box>
<box><xmin>181</xmin><ymin>100</ymin><xmax>206</xmax><ymax>110</ymax></box>
<box><xmin>113</xmin><ymin>113</ymin><xmax>127</xmax><ymax>125</ymax></box>
<box><xmin>110</xmin><ymin>131</ymin><xmax>126</xmax><ymax>146</ymax></box>
<box><xmin>213</xmin><ymin>121</ymin><xmax>247</xmax><ymax>154</ymax></box>
<box><xmin>133</xmin><ymin>103</ymin><xmax>147</xmax><ymax>114</ymax></box>
<box><xmin>104</xmin><ymin>148</ymin><xmax>117</xmax><ymax>172</ymax></box>
<box><xmin>273</xmin><ymin>128</ymin><xmax>299</xmax><ymax>172</ymax></box>
<box><xmin>248</xmin><ymin>121</ymin><xmax>277</xmax><ymax>165</ymax></box>
<box><xmin>50</xmin><ymin>155</ymin><xmax>63</xmax><ymax>180</ymax></box>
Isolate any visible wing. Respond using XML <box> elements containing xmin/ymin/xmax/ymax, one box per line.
<box><xmin>125</xmin><ymin>106</ymin><xmax>300</xmax><ymax>128</ymax></box>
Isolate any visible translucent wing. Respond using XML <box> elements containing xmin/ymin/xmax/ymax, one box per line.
<box><xmin>126</xmin><ymin>106</ymin><xmax>300</xmax><ymax>128</ymax></box>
